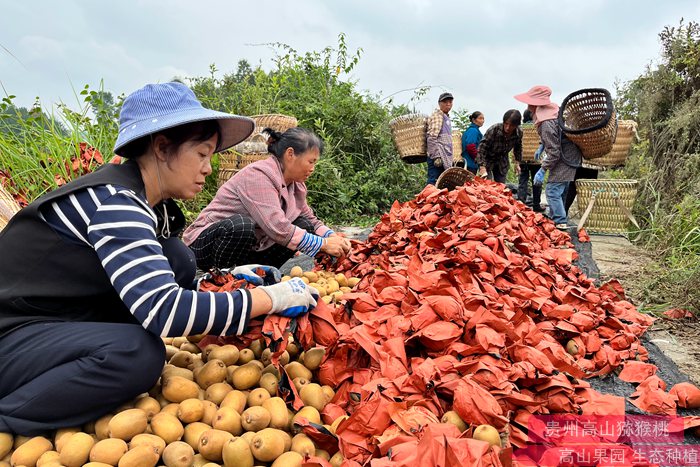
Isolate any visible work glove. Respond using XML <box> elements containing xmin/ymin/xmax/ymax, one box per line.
<box><xmin>534</xmin><ymin>144</ymin><xmax>544</xmax><ymax>161</ymax></box>
<box><xmin>433</xmin><ymin>157</ymin><xmax>443</xmax><ymax>168</ymax></box>
<box><xmin>260</xmin><ymin>278</ymin><xmax>319</xmax><ymax>317</ymax></box>
<box><xmin>533</xmin><ymin>168</ymin><xmax>546</xmax><ymax>186</ymax></box>
<box><xmin>231</xmin><ymin>264</ymin><xmax>282</xmax><ymax>286</ymax></box>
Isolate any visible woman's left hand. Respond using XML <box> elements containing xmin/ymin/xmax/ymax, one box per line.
<box><xmin>514</xmin><ymin>163</ymin><xmax>522</xmax><ymax>175</ymax></box>
<box><xmin>231</xmin><ymin>264</ymin><xmax>282</xmax><ymax>285</ymax></box>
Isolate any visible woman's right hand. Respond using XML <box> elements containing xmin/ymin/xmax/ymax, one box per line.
<box><xmin>321</xmin><ymin>235</ymin><xmax>351</xmax><ymax>257</ymax></box>
<box><xmin>478</xmin><ymin>166</ymin><xmax>488</xmax><ymax>178</ymax></box>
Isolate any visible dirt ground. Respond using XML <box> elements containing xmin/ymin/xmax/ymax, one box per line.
<box><xmin>589</xmin><ymin>234</ymin><xmax>700</xmax><ymax>385</ymax></box>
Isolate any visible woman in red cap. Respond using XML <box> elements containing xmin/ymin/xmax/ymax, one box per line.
<box><xmin>514</xmin><ymin>85</ymin><xmax>582</xmax><ymax>230</ymax></box>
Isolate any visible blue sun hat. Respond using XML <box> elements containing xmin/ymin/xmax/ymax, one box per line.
<box><xmin>114</xmin><ymin>82</ymin><xmax>255</xmax><ymax>156</ymax></box>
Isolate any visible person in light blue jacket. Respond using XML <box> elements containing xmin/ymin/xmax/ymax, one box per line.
<box><xmin>460</xmin><ymin>111</ymin><xmax>484</xmax><ymax>174</ymax></box>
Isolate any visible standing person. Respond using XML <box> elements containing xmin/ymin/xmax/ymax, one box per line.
<box><xmin>425</xmin><ymin>92</ymin><xmax>454</xmax><ymax>185</ymax></box>
<box><xmin>0</xmin><ymin>82</ymin><xmax>319</xmax><ymax>435</ymax></box>
<box><xmin>564</xmin><ymin>163</ymin><xmax>599</xmax><ymax>213</ymax></box>
<box><xmin>184</xmin><ymin>127</ymin><xmax>351</xmax><ymax>271</ymax></box>
<box><xmin>518</xmin><ymin>109</ymin><xmax>544</xmax><ymax>212</ymax></box>
<box><xmin>476</xmin><ymin>109</ymin><xmax>523</xmax><ymax>183</ymax></box>
<box><xmin>461</xmin><ymin>111</ymin><xmax>484</xmax><ymax>174</ymax></box>
<box><xmin>514</xmin><ymin>85</ymin><xmax>582</xmax><ymax>230</ymax></box>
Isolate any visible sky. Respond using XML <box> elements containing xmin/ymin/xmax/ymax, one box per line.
<box><xmin>2</xmin><ymin>0</ymin><xmax>699</xmax><ymax>129</ymax></box>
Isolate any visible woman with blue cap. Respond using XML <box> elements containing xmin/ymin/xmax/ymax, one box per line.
<box><xmin>0</xmin><ymin>82</ymin><xmax>319</xmax><ymax>435</ymax></box>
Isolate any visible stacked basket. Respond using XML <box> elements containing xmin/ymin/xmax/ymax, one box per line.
<box><xmin>451</xmin><ymin>130</ymin><xmax>463</xmax><ymax>165</ymax></box>
<box><xmin>218</xmin><ymin>114</ymin><xmax>298</xmax><ymax>187</ymax></box>
<box><xmin>520</xmin><ymin>123</ymin><xmax>541</xmax><ymax>164</ymax></box>
<box><xmin>0</xmin><ymin>184</ymin><xmax>20</xmax><ymax>232</ymax></box>
<box><xmin>585</xmin><ymin>120</ymin><xmax>637</xmax><ymax>169</ymax></box>
<box><xmin>559</xmin><ymin>88</ymin><xmax>617</xmax><ymax>160</ymax></box>
<box><xmin>575</xmin><ymin>179</ymin><xmax>639</xmax><ymax>234</ymax></box>
<box><xmin>389</xmin><ymin>114</ymin><xmax>428</xmax><ymax>164</ymax></box>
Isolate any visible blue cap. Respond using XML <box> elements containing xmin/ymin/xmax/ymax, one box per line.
<box><xmin>114</xmin><ymin>82</ymin><xmax>254</xmax><ymax>156</ymax></box>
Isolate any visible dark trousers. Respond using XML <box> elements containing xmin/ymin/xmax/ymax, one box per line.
<box><xmin>426</xmin><ymin>158</ymin><xmax>444</xmax><ymax>186</ymax></box>
<box><xmin>189</xmin><ymin>215</ymin><xmax>316</xmax><ymax>270</ymax></box>
<box><xmin>487</xmin><ymin>164</ymin><xmax>508</xmax><ymax>184</ymax></box>
<box><xmin>0</xmin><ymin>321</ymin><xmax>164</xmax><ymax>435</ymax></box>
<box><xmin>565</xmin><ymin>167</ymin><xmax>599</xmax><ymax>213</ymax></box>
<box><xmin>518</xmin><ymin>163</ymin><xmax>543</xmax><ymax>210</ymax></box>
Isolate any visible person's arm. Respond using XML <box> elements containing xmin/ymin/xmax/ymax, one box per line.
<box><xmin>463</xmin><ymin>128</ymin><xmax>479</xmax><ymax>159</ymax></box>
<box><xmin>477</xmin><ymin>126</ymin><xmax>494</xmax><ymax>175</ymax></box>
<box><xmin>426</xmin><ymin>111</ymin><xmax>442</xmax><ymax>160</ymax></box>
<box><xmin>513</xmin><ymin>129</ymin><xmax>523</xmax><ymax>163</ymax></box>
<box><xmin>539</xmin><ymin>121</ymin><xmax>562</xmax><ymax>171</ymax></box>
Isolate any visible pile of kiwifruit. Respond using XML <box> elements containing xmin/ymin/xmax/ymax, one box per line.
<box><xmin>283</xmin><ymin>266</ymin><xmax>360</xmax><ymax>304</ymax></box>
<box><xmin>1</xmin><ymin>334</ymin><xmax>349</xmax><ymax>467</ymax></box>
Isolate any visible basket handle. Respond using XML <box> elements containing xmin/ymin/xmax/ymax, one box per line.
<box><xmin>577</xmin><ymin>191</ymin><xmax>598</xmax><ymax>231</ymax></box>
<box><xmin>613</xmin><ymin>195</ymin><xmax>640</xmax><ymax>229</ymax></box>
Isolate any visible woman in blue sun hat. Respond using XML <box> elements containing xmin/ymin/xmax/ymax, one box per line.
<box><xmin>0</xmin><ymin>82</ymin><xmax>319</xmax><ymax>435</ymax></box>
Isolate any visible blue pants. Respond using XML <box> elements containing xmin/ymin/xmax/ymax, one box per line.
<box><xmin>426</xmin><ymin>158</ymin><xmax>444</xmax><ymax>186</ymax></box>
<box><xmin>546</xmin><ymin>181</ymin><xmax>569</xmax><ymax>225</ymax></box>
<box><xmin>0</xmin><ymin>321</ymin><xmax>164</xmax><ymax>435</ymax></box>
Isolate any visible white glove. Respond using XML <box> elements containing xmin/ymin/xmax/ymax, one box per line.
<box><xmin>260</xmin><ymin>278</ymin><xmax>319</xmax><ymax>318</ymax></box>
<box><xmin>433</xmin><ymin>157</ymin><xmax>443</xmax><ymax>168</ymax></box>
<box><xmin>231</xmin><ymin>264</ymin><xmax>282</xmax><ymax>285</ymax></box>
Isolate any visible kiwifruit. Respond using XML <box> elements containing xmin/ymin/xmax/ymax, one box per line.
<box><xmin>246</xmin><ymin>387</ymin><xmax>271</xmax><ymax>407</ymax></box>
<box><xmin>201</xmin><ymin>344</ymin><xmax>218</xmax><ymax>362</ymax></box>
<box><xmin>321</xmin><ymin>385</ymin><xmax>335</xmax><ymax>403</ymax></box>
<box><xmin>115</xmin><ymin>444</ymin><xmax>159</xmax><ymax>467</ymax></box>
<box><xmin>54</xmin><ymin>427</ymin><xmax>80</xmax><ymax>452</ymax></box>
<box><xmin>187</xmin><ymin>334</ymin><xmax>205</xmax><ymax>344</ymax></box>
<box><xmin>472</xmin><ymin>424</ymin><xmax>501</xmax><ymax>447</ymax></box>
<box><xmin>286</xmin><ymin>341</ymin><xmax>300</xmax><ymax>358</ymax></box>
<box><xmin>179</xmin><ymin>342</ymin><xmax>200</xmax><ymax>354</ymax></box>
<box><xmin>0</xmin><ymin>432</ymin><xmax>15</xmax><ymax>459</ymax></box>
<box><xmin>183</xmin><ymin>422</ymin><xmax>211</xmax><ymax>450</ymax></box>
<box><xmin>195</xmin><ymin>359</ymin><xmax>227</xmax><ymax>389</ymax></box>
<box><xmin>347</xmin><ymin>277</ymin><xmax>360</xmax><ymax>287</ymax></box>
<box><xmin>133</xmin><ymin>396</ymin><xmax>161</xmax><ymax>421</ymax></box>
<box><xmin>261</xmin><ymin>364</ymin><xmax>281</xmax><ymax>380</ymax></box>
<box><xmin>169</xmin><ymin>350</ymin><xmax>195</xmax><ymax>368</ymax></box>
<box><xmin>441</xmin><ymin>411</ymin><xmax>467</xmax><ymax>432</ymax></box>
<box><xmin>205</xmin><ymin>382</ymin><xmax>234</xmax><ymax>405</ymax></box>
<box><xmin>149</xmin><ymin>412</ymin><xmax>184</xmax><ymax>444</ymax></box>
<box><xmin>188</xmin><ymin>356</ymin><xmax>204</xmax><ymax>371</ymax></box>
<box><xmin>164</xmin><ymin>344</ymin><xmax>180</xmax><ymax>361</ymax></box>
<box><xmin>58</xmin><ymin>432</ymin><xmax>94</xmax><ymax>467</ymax></box>
<box><xmin>284</xmin><ymin>362</ymin><xmax>312</xmax><ymax>381</ymax></box>
<box><xmin>197</xmin><ymin>429</ymin><xmax>234</xmax><ymax>462</ymax></box>
<box><xmin>302</xmin><ymin>348</ymin><xmax>325</xmax><ymax>371</ymax></box>
<box><xmin>261</xmin><ymin>397</ymin><xmax>289</xmax><ymax>430</ymax></box>
<box><xmin>161</xmin><ymin>440</ymin><xmax>195</xmax><ymax>467</ymax></box>
<box><xmin>237</xmin><ymin>348</ymin><xmax>255</xmax><ymax>364</ymax></box>
<box><xmin>330</xmin><ymin>451</ymin><xmax>344</xmax><ymax>467</ymax></box>
<box><xmin>10</xmin><ymin>436</ymin><xmax>52</xmax><ymax>467</ymax></box>
<box><xmin>171</xmin><ymin>337</ymin><xmax>188</xmax><ymax>347</ymax></box>
<box><xmin>89</xmin><ymin>438</ymin><xmax>128</xmax><ymax>465</ymax></box>
<box><xmin>240</xmin><ymin>431</ymin><xmax>256</xmax><ymax>445</ymax></box>
<box><xmin>248</xmin><ymin>339</ymin><xmax>264</xmax><ymax>359</ymax></box>
<box><xmin>290</xmin><ymin>433</ymin><xmax>315</xmax><ymax>456</ymax></box>
<box><xmin>94</xmin><ymin>413</ymin><xmax>114</xmax><ymax>440</ymax></box>
<box><xmin>565</xmin><ymin>339</ymin><xmax>579</xmax><ymax>356</ymax></box>
<box><xmin>220</xmin><ymin>390</ymin><xmax>247</xmax><ymax>414</ymax></box>
<box><xmin>241</xmin><ymin>406</ymin><xmax>271</xmax><ymax>432</ymax></box>
<box><xmin>231</xmin><ymin>363</ymin><xmax>262</xmax><ymax>390</ymax></box>
<box><xmin>162</xmin><ymin>376</ymin><xmax>200</xmax><ymax>403</ymax></box>
<box><xmin>212</xmin><ymin>406</ymin><xmax>242</xmax><ymax>436</ymax></box>
<box><xmin>299</xmin><ymin>383</ymin><xmax>327</xmax><ymax>412</ymax></box>
<box><xmin>302</xmin><ymin>271</ymin><xmax>318</xmax><ymax>282</ymax></box>
<box><xmin>191</xmin><ymin>453</ymin><xmax>209</xmax><ymax>467</ymax></box>
<box><xmin>259</xmin><ymin>373</ymin><xmax>279</xmax><ymax>397</ymax></box>
<box><xmin>221</xmin><ymin>437</ymin><xmax>254</xmax><ymax>467</ymax></box>
<box><xmin>200</xmin><ymin>400</ymin><xmax>219</xmax><ymax>426</ymax></box>
<box><xmin>161</xmin><ymin>365</ymin><xmax>194</xmax><ymax>382</ymax></box>
<box><xmin>315</xmin><ymin>449</ymin><xmax>331</xmax><ymax>461</ymax></box>
<box><xmin>129</xmin><ymin>433</ymin><xmax>166</xmax><ymax>456</ymax></box>
<box><xmin>36</xmin><ymin>450</ymin><xmax>60</xmax><ymax>466</ymax></box>
<box><xmin>292</xmin><ymin>377</ymin><xmax>309</xmax><ymax>393</ymax></box>
<box><xmin>271</xmin><ymin>451</ymin><xmax>303</xmax><ymax>467</ymax></box>
<box><xmin>161</xmin><ymin>403</ymin><xmax>181</xmax><ymax>417</ymax></box>
<box><xmin>177</xmin><ymin>398</ymin><xmax>204</xmax><ymax>424</ymax></box>
<box><xmin>250</xmin><ymin>428</ymin><xmax>286</xmax><ymax>462</ymax></box>
<box><xmin>208</xmin><ymin>345</ymin><xmax>240</xmax><ymax>366</ymax></box>
<box><xmin>330</xmin><ymin>415</ymin><xmax>348</xmax><ymax>434</ymax></box>
<box><xmin>291</xmin><ymin>406</ymin><xmax>321</xmax><ymax>429</ymax></box>
<box><xmin>289</xmin><ymin>266</ymin><xmax>303</xmax><ymax>278</ymax></box>
<box><xmin>108</xmin><ymin>409</ymin><xmax>148</xmax><ymax>441</ymax></box>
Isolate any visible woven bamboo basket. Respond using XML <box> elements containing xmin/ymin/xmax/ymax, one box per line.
<box><xmin>246</xmin><ymin>114</ymin><xmax>298</xmax><ymax>141</ymax></box>
<box><xmin>452</xmin><ymin>130</ymin><xmax>463</xmax><ymax>164</ymax></box>
<box><xmin>436</xmin><ymin>167</ymin><xmax>474</xmax><ymax>191</ymax></box>
<box><xmin>217</xmin><ymin>140</ymin><xmax>269</xmax><ymax>187</ymax></box>
<box><xmin>0</xmin><ymin>184</ymin><xmax>20</xmax><ymax>232</ymax></box>
<box><xmin>559</xmin><ymin>88</ymin><xmax>617</xmax><ymax>160</ymax></box>
<box><xmin>575</xmin><ymin>179</ymin><xmax>638</xmax><ymax>234</ymax></box>
<box><xmin>520</xmin><ymin>123</ymin><xmax>541</xmax><ymax>164</ymax></box>
<box><xmin>389</xmin><ymin>114</ymin><xmax>428</xmax><ymax>164</ymax></box>
<box><xmin>584</xmin><ymin>120</ymin><xmax>637</xmax><ymax>169</ymax></box>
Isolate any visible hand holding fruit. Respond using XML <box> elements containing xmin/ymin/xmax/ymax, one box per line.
<box><xmin>231</xmin><ymin>264</ymin><xmax>282</xmax><ymax>285</ymax></box>
<box><xmin>321</xmin><ymin>236</ymin><xmax>351</xmax><ymax>257</ymax></box>
<box><xmin>260</xmin><ymin>278</ymin><xmax>319</xmax><ymax>317</ymax></box>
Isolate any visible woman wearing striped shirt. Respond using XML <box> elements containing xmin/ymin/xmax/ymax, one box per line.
<box><xmin>0</xmin><ymin>83</ymin><xmax>319</xmax><ymax>435</ymax></box>
<box><xmin>184</xmin><ymin>127</ymin><xmax>351</xmax><ymax>271</ymax></box>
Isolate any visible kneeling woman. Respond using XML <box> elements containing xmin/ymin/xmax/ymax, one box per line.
<box><xmin>184</xmin><ymin>128</ymin><xmax>351</xmax><ymax>270</ymax></box>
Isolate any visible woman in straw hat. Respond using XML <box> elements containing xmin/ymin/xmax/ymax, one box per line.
<box><xmin>514</xmin><ymin>85</ymin><xmax>582</xmax><ymax>230</ymax></box>
<box><xmin>184</xmin><ymin>126</ymin><xmax>351</xmax><ymax>271</ymax></box>
<box><xmin>0</xmin><ymin>82</ymin><xmax>319</xmax><ymax>435</ymax></box>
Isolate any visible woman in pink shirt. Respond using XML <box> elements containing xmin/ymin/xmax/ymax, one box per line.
<box><xmin>183</xmin><ymin>127</ymin><xmax>351</xmax><ymax>270</ymax></box>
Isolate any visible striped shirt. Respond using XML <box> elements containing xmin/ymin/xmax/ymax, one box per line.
<box><xmin>39</xmin><ymin>184</ymin><xmax>252</xmax><ymax>337</ymax></box>
<box><xmin>183</xmin><ymin>157</ymin><xmax>333</xmax><ymax>255</ymax></box>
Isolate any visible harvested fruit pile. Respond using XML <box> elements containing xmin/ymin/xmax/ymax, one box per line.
<box><xmin>3</xmin><ymin>178</ymin><xmax>700</xmax><ymax>467</ymax></box>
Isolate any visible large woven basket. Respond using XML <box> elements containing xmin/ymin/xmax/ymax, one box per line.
<box><xmin>452</xmin><ymin>130</ymin><xmax>463</xmax><ymax>164</ymax></box>
<box><xmin>436</xmin><ymin>167</ymin><xmax>474</xmax><ymax>191</ymax></box>
<box><xmin>217</xmin><ymin>140</ymin><xmax>269</xmax><ymax>187</ymax></box>
<box><xmin>520</xmin><ymin>123</ymin><xmax>541</xmax><ymax>164</ymax></box>
<box><xmin>559</xmin><ymin>88</ymin><xmax>617</xmax><ymax>160</ymax></box>
<box><xmin>575</xmin><ymin>179</ymin><xmax>638</xmax><ymax>234</ymax></box>
<box><xmin>0</xmin><ymin>184</ymin><xmax>20</xmax><ymax>232</ymax></box>
<box><xmin>246</xmin><ymin>114</ymin><xmax>298</xmax><ymax>141</ymax></box>
<box><xmin>585</xmin><ymin>120</ymin><xmax>637</xmax><ymax>169</ymax></box>
<box><xmin>389</xmin><ymin>114</ymin><xmax>428</xmax><ymax>164</ymax></box>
